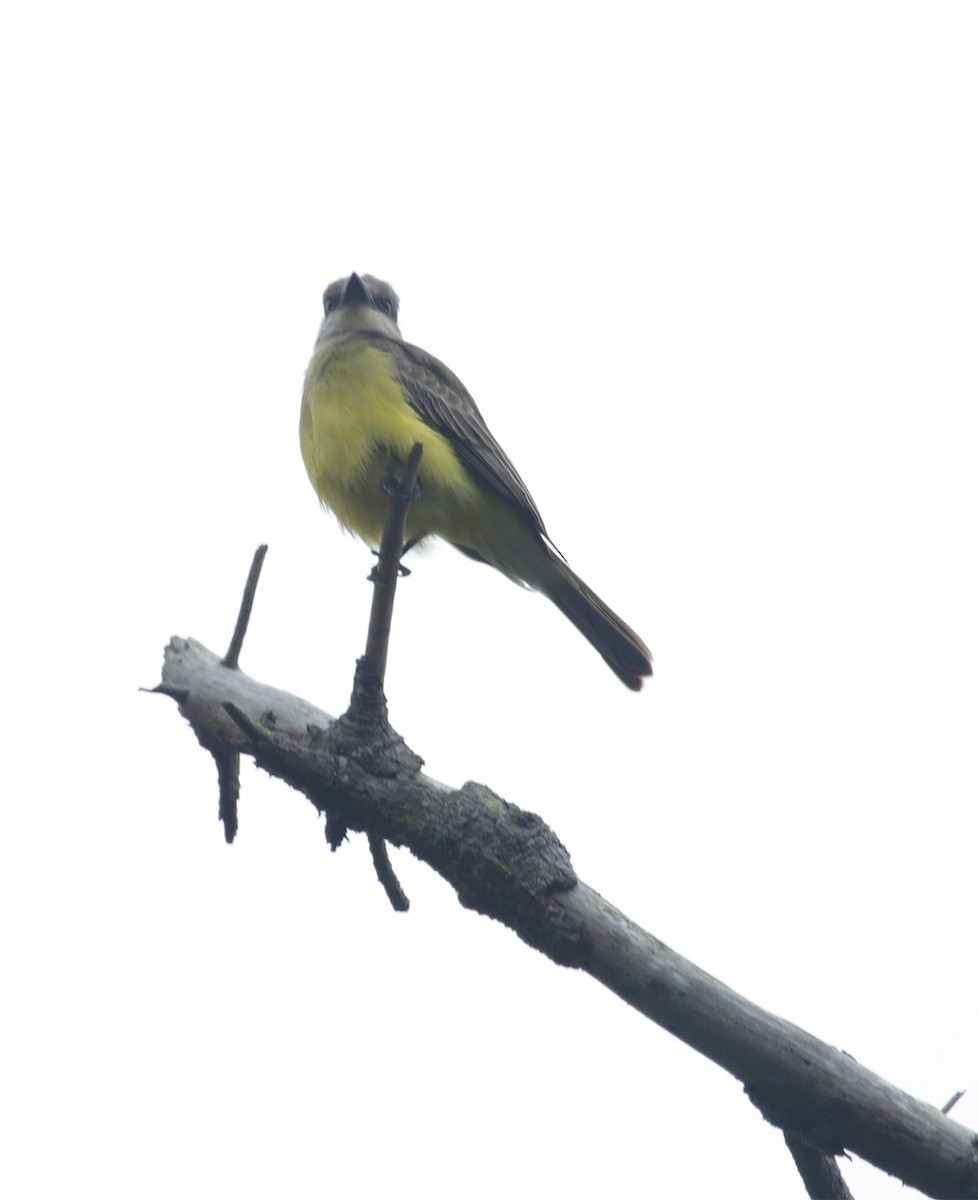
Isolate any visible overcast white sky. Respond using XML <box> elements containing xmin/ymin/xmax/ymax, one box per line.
<box><xmin>2</xmin><ymin>3</ymin><xmax>976</xmax><ymax>1197</ymax></box>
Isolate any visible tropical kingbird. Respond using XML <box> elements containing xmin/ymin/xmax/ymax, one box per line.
<box><xmin>299</xmin><ymin>272</ymin><xmax>652</xmax><ymax>689</ymax></box>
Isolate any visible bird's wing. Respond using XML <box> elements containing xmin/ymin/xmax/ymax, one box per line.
<box><xmin>371</xmin><ymin>334</ymin><xmax>550</xmax><ymax>539</ymax></box>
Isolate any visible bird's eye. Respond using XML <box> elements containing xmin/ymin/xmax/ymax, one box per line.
<box><xmin>322</xmin><ymin>291</ymin><xmax>333</xmax><ymax>316</ymax></box>
<box><xmin>377</xmin><ymin>298</ymin><xmax>394</xmax><ymax>316</ymax></box>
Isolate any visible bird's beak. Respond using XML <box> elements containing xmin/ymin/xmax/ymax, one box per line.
<box><xmin>343</xmin><ymin>272</ymin><xmax>373</xmax><ymax>306</ymax></box>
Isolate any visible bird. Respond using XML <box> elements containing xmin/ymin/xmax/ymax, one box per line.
<box><xmin>299</xmin><ymin>272</ymin><xmax>652</xmax><ymax>689</ymax></box>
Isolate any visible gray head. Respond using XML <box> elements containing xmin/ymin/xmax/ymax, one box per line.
<box><xmin>316</xmin><ymin>272</ymin><xmax>402</xmax><ymax>344</ymax></box>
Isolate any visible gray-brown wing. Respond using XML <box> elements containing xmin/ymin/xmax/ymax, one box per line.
<box><xmin>367</xmin><ymin>333</ymin><xmax>550</xmax><ymax>539</ymax></box>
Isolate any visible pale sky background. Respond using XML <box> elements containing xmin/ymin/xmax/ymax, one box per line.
<box><xmin>2</xmin><ymin>3</ymin><xmax>976</xmax><ymax>1197</ymax></box>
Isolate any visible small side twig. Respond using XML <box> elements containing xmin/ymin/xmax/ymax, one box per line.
<box><xmin>215</xmin><ymin>750</ymin><xmax>240</xmax><ymax>844</ymax></box>
<box><xmin>223</xmin><ymin>701</ymin><xmax>272</xmax><ymax>743</ymax></box>
<box><xmin>210</xmin><ymin>546</ymin><xmax>267</xmax><ymax>841</ymax></box>
<box><xmin>942</xmin><ymin>1090</ymin><xmax>966</xmax><ymax>1116</ymax></box>
<box><xmin>368</xmin><ymin>833</ymin><xmax>410</xmax><ymax>912</ymax></box>
<box><xmin>223</xmin><ymin>544</ymin><xmax>268</xmax><ymax>669</ymax></box>
<box><xmin>783</xmin><ymin>1131</ymin><xmax>854</xmax><ymax>1200</ymax></box>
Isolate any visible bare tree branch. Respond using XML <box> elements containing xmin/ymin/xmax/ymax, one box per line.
<box><xmin>153</xmin><ymin>634</ymin><xmax>978</xmax><ymax>1199</ymax></box>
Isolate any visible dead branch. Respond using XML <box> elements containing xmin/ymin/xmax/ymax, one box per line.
<box><xmin>153</xmin><ymin>633</ymin><xmax>978</xmax><ymax>1199</ymax></box>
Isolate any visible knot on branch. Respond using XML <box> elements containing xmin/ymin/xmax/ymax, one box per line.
<box><xmin>319</xmin><ymin>705</ymin><xmax>424</xmax><ymax>784</ymax></box>
<box><xmin>433</xmin><ymin>783</ymin><xmax>586</xmax><ymax>967</ymax></box>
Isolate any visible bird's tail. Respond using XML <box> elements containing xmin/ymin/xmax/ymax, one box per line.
<box><xmin>539</xmin><ymin>556</ymin><xmax>653</xmax><ymax>690</ymax></box>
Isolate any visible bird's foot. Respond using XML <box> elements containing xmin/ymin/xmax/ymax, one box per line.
<box><xmin>368</xmin><ymin>546</ymin><xmax>413</xmax><ymax>581</ymax></box>
<box><xmin>381</xmin><ymin>473</ymin><xmax>423</xmax><ymax>504</ymax></box>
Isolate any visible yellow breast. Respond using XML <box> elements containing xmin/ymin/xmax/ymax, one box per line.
<box><xmin>300</xmin><ymin>337</ymin><xmax>477</xmax><ymax>545</ymax></box>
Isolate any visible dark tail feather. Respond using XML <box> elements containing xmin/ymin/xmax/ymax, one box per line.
<box><xmin>542</xmin><ymin>559</ymin><xmax>653</xmax><ymax>690</ymax></box>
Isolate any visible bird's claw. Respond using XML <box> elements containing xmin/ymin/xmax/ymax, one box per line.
<box><xmin>381</xmin><ymin>474</ymin><xmax>423</xmax><ymax>503</ymax></box>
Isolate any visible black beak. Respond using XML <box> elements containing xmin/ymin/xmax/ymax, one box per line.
<box><xmin>343</xmin><ymin>272</ymin><xmax>373</xmax><ymax>306</ymax></box>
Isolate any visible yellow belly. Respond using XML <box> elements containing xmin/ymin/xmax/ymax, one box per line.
<box><xmin>300</xmin><ymin>338</ymin><xmax>480</xmax><ymax>546</ymax></box>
